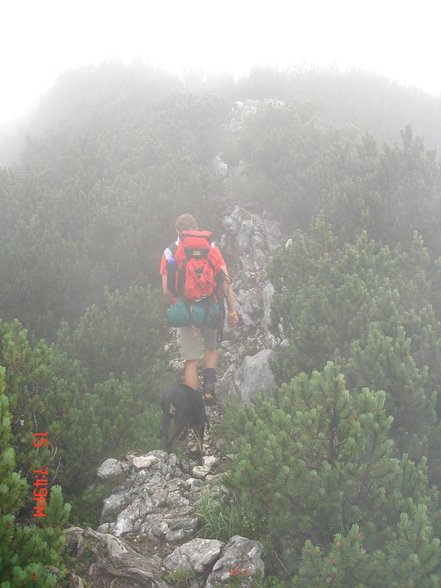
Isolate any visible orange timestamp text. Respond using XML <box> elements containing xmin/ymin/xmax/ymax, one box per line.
<box><xmin>33</xmin><ymin>432</ymin><xmax>48</xmax><ymax>518</ymax></box>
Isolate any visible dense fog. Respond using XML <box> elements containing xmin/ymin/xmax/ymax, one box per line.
<box><xmin>2</xmin><ymin>63</ymin><xmax>441</xmax><ymax>585</ymax></box>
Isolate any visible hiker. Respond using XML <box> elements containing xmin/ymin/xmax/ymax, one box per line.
<box><xmin>160</xmin><ymin>213</ymin><xmax>239</xmax><ymax>404</ymax></box>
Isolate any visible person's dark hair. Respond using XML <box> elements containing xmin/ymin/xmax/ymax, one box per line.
<box><xmin>175</xmin><ymin>214</ymin><xmax>198</xmax><ymax>231</ymax></box>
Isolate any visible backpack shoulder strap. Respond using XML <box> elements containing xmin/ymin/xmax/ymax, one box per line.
<box><xmin>169</xmin><ymin>241</ymin><xmax>178</xmax><ymax>255</ymax></box>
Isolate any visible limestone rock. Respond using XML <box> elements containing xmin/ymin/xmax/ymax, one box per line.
<box><xmin>97</xmin><ymin>451</ymin><xmax>203</xmax><ymax>542</ymax></box>
<box><xmin>206</xmin><ymin>536</ymin><xmax>264</xmax><ymax>587</ymax></box>
<box><xmin>220</xmin><ymin>349</ymin><xmax>277</xmax><ymax>404</ymax></box>
<box><xmin>164</xmin><ymin>538</ymin><xmax>225</xmax><ymax>574</ymax></box>
<box><xmin>132</xmin><ymin>455</ymin><xmax>159</xmax><ymax>469</ymax></box>
<box><xmin>97</xmin><ymin>458</ymin><xmax>124</xmax><ymax>480</ymax></box>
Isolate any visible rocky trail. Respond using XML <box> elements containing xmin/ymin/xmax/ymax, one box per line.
<box><xmin>66</xmin><ymin>207</ymin><xmax>283</xmax><ymax>587</ymax></box>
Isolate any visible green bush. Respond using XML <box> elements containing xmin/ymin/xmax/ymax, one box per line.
<box><xmin>0</xmin><ymin>284</ymin><xmax>169</xmax><ymax>504</ymax></box>
<box><xmin>222</xmin><ymin>363</ymin><xmax>441</xmax><ymax>583</ymax></box>
<box><xmin>0</xmin><ymin>366</ymin><xmax>70</xmax><ymax>587</ymax></box>
<box><xmin>269</xmin><ymin>222</ymin><xmax>441</xmax><ymax>470</ymax></box>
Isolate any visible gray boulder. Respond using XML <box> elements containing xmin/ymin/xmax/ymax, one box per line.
<box><xmin>220</xmin><ymin>349</ymin><xmax>277</xmax><ymax>404</ymax></box>
<box><xmin>97</xmin><ymin>458</ymin><xmax>124</xmax><ymax>480</ymax></box>
<box><xmin>97</xmin><ymin>451</ymin><xmax>203</xmax><ymax>542</ymax></box>
<box><xmin>164</xmin><ymin>538</ymin><xmax>225</xmax><ymax>574</ymax></box>
<box><xmin>206</xmin><ymin>536</ymin><xmax>264</xmax><ymax>587</ymax></box>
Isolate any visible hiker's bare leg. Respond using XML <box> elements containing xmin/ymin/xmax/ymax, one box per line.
<box><xmin>184</xmin><ymin>359</ymin><xmax>199</xmax><ymax>390</ymax></box>
<box><xmin>204</xmin><ymin>348</ymin><xmax>218</xmax><ymax>369</ymax></box>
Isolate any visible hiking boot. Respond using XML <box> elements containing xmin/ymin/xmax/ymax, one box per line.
<box><xmin>203</xmin><ymin>380</ymin><xmax>217</xmax><ymax>405</ymax></box>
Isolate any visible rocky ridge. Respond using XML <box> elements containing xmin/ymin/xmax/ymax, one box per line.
<box><xmin>66</xmin><ymin>207</ymin><xmax>282</xmax><ymax>587</ymax></box>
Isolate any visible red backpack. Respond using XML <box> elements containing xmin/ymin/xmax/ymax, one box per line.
<box><xmin>174</xmin><ymin>230</ymin><xmax>219</xmax><ymax>302</ymax></box>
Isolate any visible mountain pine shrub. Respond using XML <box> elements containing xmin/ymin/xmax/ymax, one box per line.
<box><xmin>0</xmin><ymin>284</ymin><xmax>168</xmax><ymax>503</ymax></box>
<box><xmin>270</xmin><ymin>220</ymin><xmax>441</xmax><ymax>477</ymax></box>
<box><xmin>0</xmin><ymin>366</ymin><xmax>70</xmax><ymax>586</ymax></box>
<box><xmin>222</xmin><ymin>363</ymin><xmax>441</xmax><ymax>583</ymax></box>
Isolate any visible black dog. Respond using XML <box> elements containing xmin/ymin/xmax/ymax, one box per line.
<box><xmin>159</xmin><ymin>383</ymin><xmax>208</xmax><ymax>463</ymax></box>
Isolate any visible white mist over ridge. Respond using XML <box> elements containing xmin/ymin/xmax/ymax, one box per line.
<box><xmin>1</xmin><ymin>0</ymin><xmax>441</xmax><ymax>126</ymax></box>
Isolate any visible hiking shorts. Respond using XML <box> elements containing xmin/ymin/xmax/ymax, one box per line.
<box><xmin>177</xmin><ymin>326</ymin><xmax>218</xmax><ymax>361</ymax></box>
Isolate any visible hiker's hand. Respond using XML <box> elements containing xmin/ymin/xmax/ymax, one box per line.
<box><xmin>164</xmin><ymin>290</ymin><xmax>174</xmax><ymax>303</ymax></box>
<box><xmin>227</xmin><ymin>310</ymin><xmax>239</xmax><ymax>328</ymax></box>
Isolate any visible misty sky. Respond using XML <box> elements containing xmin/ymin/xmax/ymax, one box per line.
<box><xmin>1</xmin><ymin>0</ymin><xmax>441</xmax><ymax>126</ymax></box>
